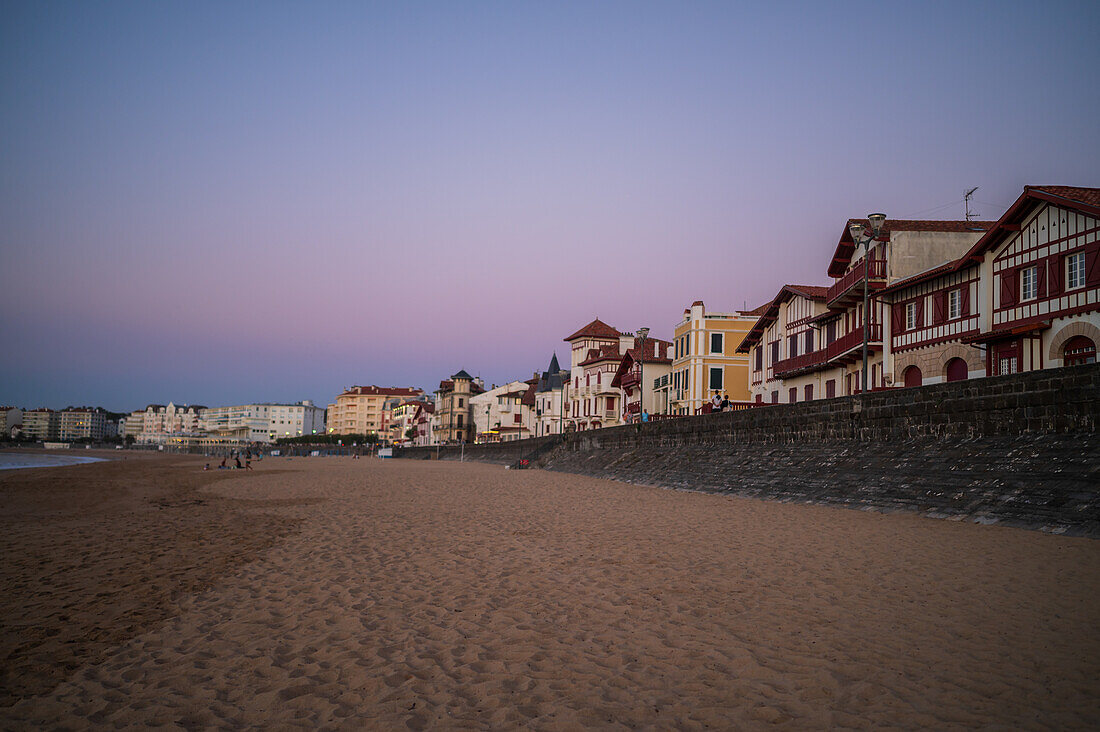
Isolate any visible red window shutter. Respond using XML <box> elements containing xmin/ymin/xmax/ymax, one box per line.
<box><xmin>1036</xmin><ymin>260</ymin><xmax>1047</xmax><ymax>298</ymax></box>
<box><xmin>1085</xmin><ymin>243</ymin><xmax>1100</xmax><ymax>287</ymax></box>
<box><xmin>960</xmin><ymin>284</ymin><xmax>970</xmax><ymax>316</ymax></box>
<box><xmin>1048</xmin><ymin>255</ymin><xmax>1063</xmax><ymax>296</ymax></box>
<box><xmin>932</xmin><ymin>291</ymin><xmax>945</xmax><ymax>325</ymax></box>
<box><xmin>1000</xmin><ymin>269</ymin><xmax>1017</xmax><ymax>307</ymax></box>
<box><xmin>914</xmin><ymin>297</ymin><xmax>924</xmax><ymax>327</ymax></box>
<box><xmin>514</xmin><ymin>413</ymin><xmax>521</xmax><ymax>424</ymax></box>
<box><xmin>891</xmin><ymin>302</ymin><xmax>905</xmax><ymax>333</ymax></box>
<box><xmin>606</xmin><ymin>396</ymin><xmax>614</xmax><ymax>410</ymax></box>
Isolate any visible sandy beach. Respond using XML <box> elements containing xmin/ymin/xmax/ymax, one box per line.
<box><xmin>2</xmin><ymin>454</ymin><xmax>1098</xmax><ymax>729</ymax></box>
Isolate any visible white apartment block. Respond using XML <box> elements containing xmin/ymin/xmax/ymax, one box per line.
<box><xmin>203</xmin><ymin>401</ymin><xmax>325</xmax><ymax>443</ymax></box>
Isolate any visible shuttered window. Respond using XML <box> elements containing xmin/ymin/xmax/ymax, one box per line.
<box><xmin>1067</xmin><ymin>251</ymin><xmax>1085</xmax><ymax>290</ymax></box>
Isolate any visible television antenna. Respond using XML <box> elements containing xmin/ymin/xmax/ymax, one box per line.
<box><xmin>964</xmin><ymin>187</ymin><xmax>979</xmax><ymax>221</ymax></box>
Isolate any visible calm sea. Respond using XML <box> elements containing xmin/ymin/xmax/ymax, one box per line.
<box><xmin>0</xmin><ymin>452</ymin><xmax>107</xmax><ymax>471</ymax></box>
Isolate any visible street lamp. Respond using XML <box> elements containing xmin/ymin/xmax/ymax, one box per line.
<box><xmin>848</xmin><ymin>213</ymin><xmax>887</xmax><ymax>394</ymax></box>
<box><xmin>637</xmin><ymin>327</ymin><xmax>650</xmax><ymax>423</ymax></box>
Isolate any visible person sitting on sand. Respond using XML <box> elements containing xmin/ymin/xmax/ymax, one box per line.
<box><xmin>219</xmin><ymin>457</ymin><xmax>227</xmax><ymax>469</ymax></box>
<box><xmin>234</xmin><ymin>456</ymin><xmax>242</xmax><ymax>469</ymax></box>
<box><xmin>245</xmin><ymin>458</ymin><xmax>252</xmax><ymax>471</ymax></box>
<box><xmin>203</xmin><ymin>463</ymin><xmax>210</xmax><ymax>471</ymax></box>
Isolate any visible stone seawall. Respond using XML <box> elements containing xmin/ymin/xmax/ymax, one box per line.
<box><xmin>396</xmin><ymin>364</ymin><xmax>1100</xmax><ymax>534</ymax></box>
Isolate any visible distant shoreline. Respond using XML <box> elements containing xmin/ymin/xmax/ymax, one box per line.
<box><xmin>0</xmin><ymin>452</ymin><xmax>107</xmax><ymax>471</ymax></box>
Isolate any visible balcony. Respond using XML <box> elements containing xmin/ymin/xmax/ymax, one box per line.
<box><xmin>619</xmin><ymin>370</ymin><xmax>641</xmax><ymax>389</ymax></box>
<box><xmin>773</xmin><ymin>349</ymin><xmax>829</xmax><ymax>378</ymax></box>
<box><xmin>827</xmin><ymin>257</ymin><xmax>886</xmax><ymax>307</ymax></box>
<box><xmin>825</xmin><ymin>324</ymin><xmax>882</xmax><ymax>364</ymax></box>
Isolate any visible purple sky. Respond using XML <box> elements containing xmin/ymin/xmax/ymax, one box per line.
<box><xmin>2</xmin><ymin>1</ymin><xmax>1098</xmax><ymax>411</ymax></box>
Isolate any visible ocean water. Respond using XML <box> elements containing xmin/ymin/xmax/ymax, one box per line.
<box><xmin>0</xmin><ymin>452</ymin><xmax>107</xmax><ymax>471</ymax></box>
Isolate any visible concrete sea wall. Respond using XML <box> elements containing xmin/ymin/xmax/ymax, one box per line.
<box><xmin>396</xmin><ymin>364</ymin><xmax>1100</xmax><ymax>535</ymax></box>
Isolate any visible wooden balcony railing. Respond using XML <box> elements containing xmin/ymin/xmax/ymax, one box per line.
<box><xmin>827</xmin><ymin>257</ymin><xmax>886</xmax><ymax>305</ymax></box>
<box><xmin>826</xmin><ymin>324</ymin><xmax>882</xmax><ymax>361</ymax></box>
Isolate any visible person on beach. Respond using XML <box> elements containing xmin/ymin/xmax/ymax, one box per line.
<box><xmin>245</xmin><ymin>458</ymin><xmax>252</xmax><ymax>471</ymax></box>
<box><xmin>203</xmin><ymin>463</ymin><xmax>210</xmax><ymax>471</ymax></box>
<box><xmin>234</xmin><ymin>456</ymin><xmax>242</xmax><ymax>469</ymax></box>
<box><xmin>219</xmin><ymin>457</ymin><xmax>227</xmax><ymax>469</ymax></box>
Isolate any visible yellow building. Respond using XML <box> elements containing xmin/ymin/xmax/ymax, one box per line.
<box><xmin>667</xmin><ymin>300</ymin><xmax>763</xmax><ymax>414</ymax></box>
<box><xmin>327</xmin><ymin>385</ymin><xmax>423</xmax><ymax>436</ymax></box>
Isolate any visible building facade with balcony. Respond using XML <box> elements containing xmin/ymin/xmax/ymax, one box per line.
<box><xmin>737</xmin><ymin>286</ymin><xmax>830</xmax><ymax>403</ymax></box>
<box><xmin>877</xmin><ymin>186</ymin><xmax>1099</xmax><ymax>386</ymax></box>
<box><xmin>58</xmin><ymin>407</ymin><xmax>109</xmax><ymax>441</ymax></box>
<box><xmin>563</xmin><ymin>319</ymin><xmax>632</xmax><ymax>431</ymax></box>
<box><xmin>326</xmin><ymin>386</ymin><xmax>423</xmax><ymax>437</ymax></box>
<box><xmin>671</xmin><ymin>301</ymin><xmax>764</xmax><ymax>414</ymax></box>
<box><xmin>21</xmin><ymin>408</ymin><xmax>58</xmax><ymax>441</ymax></box>
<box><xmin>821</xmin><ymin>218</ymin><xmax>993</xmax><ymax>393</ymax></box>
<box><xmin>611</xmin><ymin>339</ymin><xmax>673</xmax><ymax>421</ymax></box>
<box><xmin>202</xmin><ymin>401</ymin><xmax>325</xmax><ymax>443</ymax></box>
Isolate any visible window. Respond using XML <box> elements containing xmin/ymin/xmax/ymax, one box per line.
<box><xmin>825</xmin><ymin>379</ymin><xmax>836</xmax><ymax>399</ymax></box>
<box><xmin>710</xmin><ymin>333</ymin><xmax>723</xmax><ymax>354</ymax></box>
<box><xmin>804</xmin><ymin>384</ymin><xmax>813</xmax><ymax>401</ymax></box>
<box><xmin>804</xmin><ymin>330</ymin><xmax>814</xmax><ymax>353</ymax></box>
<box><xmin>948</xmin><ymin>289</ymin><xmax>961</xmax><ymax>320</ymax></box>
<box><xmin>771</xmin><ymin>391</ymin><xmax>779</xmax><ymax>404</ymax></box>
<box><xmin>457</xmin><ymin>398</ymin><xmax>464</xmax><ymax>408</ymax></box>
<box><xmin>514</xmin><ymin>413</ymin><xmax>522</xmax><ymax>424</ymax></box>
<box><xmin>788</xmin><ymin>387</ymin><xmax>797</xmax><ymax>403</ymax></box>
<box><xmin>1020</xmin><ymin>266</ymin><xmax>1038</xmax><ymax>301</ymax></box>
<box><xmin>1067</xmin><ymin>251</ymin><xmax>1086</xmax><ymax>290</ymax></box>
<box><xmin>788</xmin><ymin>335</ymin><xmax>798</xmax><ymax>358</ymax></box>
<box><xmin>456</xmin><ymin>414</ymin><xmax>464</xmax><ymax>427</ymax></box>
<box><xmin>754</xmin><ymin>347</ymin><xmax>762</xmax><ymax>370</ymax></box>
<box><xmin>1063</xmin><ymin>336</ymin><xmax>1096</xmax><ymax>366</ymax></box>
<box><xmin>905</xmin><ymin>302</ymin><xmax>917</xmax><ymax>330</ymax></box>
<box><xmin>769</xmin><ymin>341</ymin><xmax>779</xmax><ymax>364</ymax></box>
<box><xmin>708</xmin><ymin>367</ymin><xmax>726</xmax><ymax>391</ymax></box>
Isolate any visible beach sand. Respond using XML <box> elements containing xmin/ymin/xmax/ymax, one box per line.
<box><xmin>2</xmin><ymin>455</ymin><xmax>1098</xmax><ymax>729</ymax></box>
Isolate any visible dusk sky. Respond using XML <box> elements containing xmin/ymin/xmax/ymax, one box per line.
<box><xmin>2</xmin><ymin>1</ymin><xmax>1098</xmax><ymax>411</ymax></box>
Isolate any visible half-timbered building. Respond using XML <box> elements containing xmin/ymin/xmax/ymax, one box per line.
<box><xmin>958</xmin><ymin>186</ymin><xmax>1100</xmax><ymax>375</ymax></box>
<box><xmin>610</xmin><ymin>338</ymin><xmax>673</xmax><ymax>421</ymax></box>
<box><xmin>736</xmin><ymin>285</ymin><xmax>830</xmax><ymax>403</ymax></box>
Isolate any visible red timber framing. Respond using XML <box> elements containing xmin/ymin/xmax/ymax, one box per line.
<box><xmin>955</xmin><ymin>187</ymin><xmax>1100</xmax><ymax>333</ymax></box>
<box><xmin>885</xmin><ymin>266</ymin><xmax>980</xmax><ymax>352</ymax></box>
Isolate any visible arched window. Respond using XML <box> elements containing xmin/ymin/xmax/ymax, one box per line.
<box><xmin>1063</xmin><ymin>336</ymin><xmax>1096</xmax><ymax>366</ymax></box>
<box><xmin>945</xmin><ymin>358</ymin><xmax>968</xmax><ymax>382</ymax></box>
<box><xmin>903</xmin><ymin>365</ymin><xmax>922</xmax><ymax>388</ymax></box>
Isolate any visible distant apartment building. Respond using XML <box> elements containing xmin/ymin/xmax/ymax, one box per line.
<box><xmin>58</xmin><ymin>407</ymin><xmax>108</xmax><ymax>441</ymax></box>
<box><xmin>326</xmin><ymin>386</ymin><xmax>423</xmax><ymax>436</ymax></box>
<box><xmin>125</xmin><ymin>403</ymin><xmax>206</xmax><ymax>443</ymax></box>
<box><xmin>21</xmin><ymin>408</ymin><xmax>58</xmax><ymax>441</ymax></box>
<box><xmin>669</xmin><ymin>301</ymin><xmax>760</xmax><ymax>415</ymax></box>
<box><xmin>203</xmin><ymin>401</ymin><xmax>325</xmax><ymax>443</ymax></box>
<box><xmin>434</xmin><ymin>370</ymin><xmax>485</xmax><ymax>443</ymax></box>
<box><xmin>386</xmin><ymin>397</ymin><xmax>432</xmax><ymax>446</ymax></box>
<box><xmin>0</xmin><ymin>407</ymin><xmax>22</xmax><ymax>438</ymax></box>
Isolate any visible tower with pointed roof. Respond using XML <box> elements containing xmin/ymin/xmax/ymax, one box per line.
<box><xmin>534</xmin><ymin>353</ymin><xmax>570</xmax><ymax>436</ymax></box>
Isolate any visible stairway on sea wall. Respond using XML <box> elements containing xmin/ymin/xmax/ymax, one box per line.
<box><xmin>395</xmin><ymin>364</ymin><xmax>1100</xmax><ymax>535</ymax></box>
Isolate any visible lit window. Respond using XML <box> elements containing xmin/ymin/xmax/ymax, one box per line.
<box><xmin>1020</xmin><ymin>266</ymin><xmax>1038</xmax><ymax>301</ymax></box>
<box><xmin>948</xmin><ymin>289</ymin><xmax>961</xmax><ymax>320</ymax></box>
<box><xmin>1067</xmin><ymin>251</ymin><xmax>1085</xmax><ymax>290</ymax></box>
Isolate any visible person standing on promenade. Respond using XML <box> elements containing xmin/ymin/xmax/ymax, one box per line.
<box><xmin>711</xmin><ymin>391</ymin><xmax>722</xmax><ymax>411</ymax></box>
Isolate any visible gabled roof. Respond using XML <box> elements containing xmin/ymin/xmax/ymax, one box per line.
<box><xmin>579</xmin><ymin>344</ymin><xmax>622</xmax><ymax>366</ymax></box>
<box><xmin>743</xmin><ymin>302</ymin><xmax>771</xmax><ymax>317</ymax></box>
<box><xmin>735</xmin><ymin>284</ymin><xmax>830</xmax><ymax>352</ymax></box>
<box><xmin>521</xmin><ymin>378</ymin><xmax>538</xmax><ymax>406</ymax></box>
<box><xmin>609</xmin><ymin>342</ymin><xmax>673</xmax><ymax>388</ymax></box>
<box><xmin>564</xmin><ymin>318</ymin><xmax>621</xmax><ymax>342</ymax></box>
<box><xmin>452</xmin><ymin>369</ymin><xmax>473</xmax><ymax>380</ymax></box>
<box><xmin>878</xmin><ymin>259</ymin><xmax>977</xmax><ymax>297</ymax></box>
<box><xmin>828</xmin><ymin>219</ymin><xmax>993</xmax><ymax>278</ymax></box>
<box><xmin>954</xmin><ymin>185</ymin><xmax>1100</xmax><ymax>269</ymax></box>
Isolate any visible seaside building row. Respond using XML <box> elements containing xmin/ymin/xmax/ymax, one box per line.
<box><xmin>415</xmin><ymin>185</ymin><xmax>1097</xmax><ymax>446</ymax></box>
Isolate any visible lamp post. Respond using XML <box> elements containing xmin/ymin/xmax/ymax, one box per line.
<box><xmin>637</xmin><ymin>327</ymin><xmax>650</xmax><ymax>423</ymax></box>
<box><xmin>848</xmin><ymin>213</ymin><xmax>887</xmax><ymax>394</ymax></box>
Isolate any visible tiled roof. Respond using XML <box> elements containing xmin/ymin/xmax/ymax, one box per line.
<box><xmin>564</xmin><ymin>318</ymin><xmax>621</xmax><ymax>341</ymax></box>
<box><xmin>734</xmin><ymin>284</ymin><xmax>831</xmax><ymax>352</ymax></box>
<box><xmin>828</xmin><ymin>218</ymin><xmax>994</xmax><ymax>277</ymax></box>
<box><xmin>579</xmin><ymin>344</ymin><xmax>623</xmax><ymax>366</ymax></box>
<box><xmin>743</xmin><ymin>302</ymin><xmax>771</xmax><ymax>316</ymax></box>
<box><xmin>342</xmin><ymin>386</ymin><xmax>422</xmax><ymax>398</ymax></box>
<box><xmin>955</xmin><ymin>185</ymin><xmax>1100</xmax><ymax>268</ymax></box>
<box><xmin>878</xmin><ymin>260</ymin><xmax>974</xmax><ymax>296</ymax></box>
<box><xmin>452</xmin><ymin>370</ymin><xmax>474</xmax><ymax>380</ymax></box>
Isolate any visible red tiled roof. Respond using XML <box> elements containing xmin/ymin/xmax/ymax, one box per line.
<box><xmin>521</xmin><ymin>378</ymin><xmax>538</xmax><ymax>406</ymax></box>
<box><xmin>579</xmin><ymin>344</ymin><xmax>623</xmax><ymax>366</ymax></box>
<box><xmin>955</xmin><ymin>185</ymin><xmax>1100</xmax><ymax>268</ymax></box>
<box><xmin>564</xmin><ymin>318</ymin><xmax>621</xmax><ymax>342</ymax></box>
<box><xmin>735</xmin><ymin>284</ymin><xmax>830</xmax><ymax>352</ymax></box>
<box><xmin>743</xmin><ymin>302</ymin><xmax>771</xmax><ymax>316</ymax></box>
<box><xmin>828</xmin><ymin>218</ymin><xmax>994</xmax><ymax>277</ymax></box>
<box><xmin>342</xmin><ymin>385</ymin><xmax>422</xmax><ymax>398</ymax></box>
